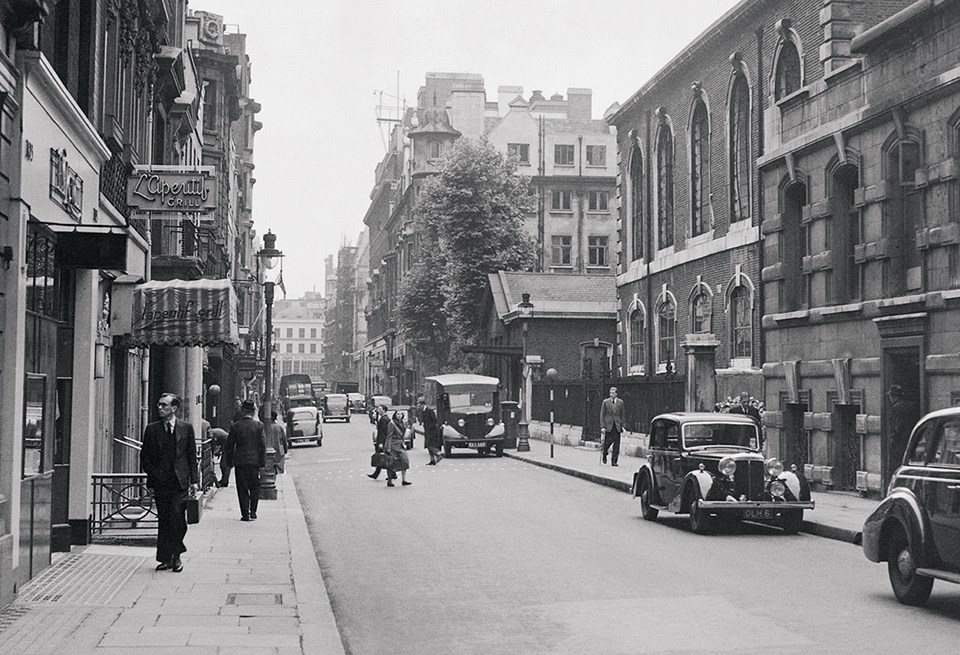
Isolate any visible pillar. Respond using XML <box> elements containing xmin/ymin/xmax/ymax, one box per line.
<box><xmin>682</xmin><ymin>333</ymin><xmax>720</xmax><ymax>412</ymax></box>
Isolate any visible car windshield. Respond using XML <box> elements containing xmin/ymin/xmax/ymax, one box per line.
<box><xmin>683</xmin><ymin>422</ymin><xmax>759</xmax><ymax>450</ymax></box>
<box><xmin>447</xmin><ymin>391</ymin><xmax>494</xmax><ymax>414</ymax></box>
<box><xmin>291</xmin><ymin>410</ymin><xmax>315</xmax><ymax>423</ymax></box>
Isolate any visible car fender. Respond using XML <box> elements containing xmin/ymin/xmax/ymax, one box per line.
<box><xmin>777</xmin><ymin>469</ymin><xmax>809</xmax><ymax>501</ymax></box>
<box><xmin>862</xmin><ymin>488</ymin><xmax>928</xmax><ymax>564</ymax></box>
<box><xmin>684</xmin><ymin>469</ymin><xmax>715</xmax><ymax>502</ymax></box>
<box><xmin>633</xmin><ymin>463</ymin><xmax>655</xmax><ymax>497</ymax></box>
<box><xmin>485</xmin><ymin>423</ymin><xmax>505</xmax><ymax>439</ymax></box>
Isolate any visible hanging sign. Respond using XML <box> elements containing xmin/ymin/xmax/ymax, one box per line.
<box><xmin>127</xmin><ymin>166</ymin><xmax>217</xmax><ymax>216</ymax></box>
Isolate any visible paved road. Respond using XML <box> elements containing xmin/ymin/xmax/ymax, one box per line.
<box><xmin>289</xmin><ymin>417</ymin><xmax>960</xmax><ymax>655</ymax></box>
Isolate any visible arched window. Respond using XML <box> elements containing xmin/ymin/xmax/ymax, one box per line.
<box><xmin>884</xmin><ymin>134</ymin><xmax>922</xmax><ymax>295</ymax></box>
<box><xmin>656</xmin><ymin>119</ymin><xmax>674</xmax><ymax>250</ymax></box>
<box><xmin>656</xmin><ymin>296</ymin><xmax>676</xmax><ymax>371</ymax></box>
<box><xmin>730</xmin><ymin>285</ymin><xmax>752</xmax><ymax>361</ymax></box>
<box><xmin>780</xmin><ymin>178</ymin><xmax>807</xmax><ymax>311</ymax></box>
<box><xmin>729</xmin><ymin>72</ymin><xmax>751</xmax><ymax>222</ymax></box>
<box><xmin>691</xmin><ymin>289</ymin><xmax>712</xmax><ymax>334</ymax></box>
<box><xmin>428</xmin><ymin>140</ymin><xmax>442</xmax><ymax>160</ymax></box>
<box><xmin>775</xmin><ymin>39</ymin><xmax>802</xmax><ymax>100</ymax></box>
<box><xmin>630</xmin><ymin>146</ymin><xmax>644</xmax><ymax>261</ymax></box>
<box><xmin>830</xmin><ymin>163</ymin><xmax>861</xmax><ymax>303</ymax></box>
<box><xmin>690</xmin><ymin>97</ymin><xmax>710</xmax><ymax>236</ymax></box>
<box><xmin>629</xmin><ymin>308</ymin><xmax>645</xmax><ymax>373</ymax></box>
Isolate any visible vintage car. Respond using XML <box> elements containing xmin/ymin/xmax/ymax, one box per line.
<box><xmin>862</xmin><ymin>406</ymin><xmax>960</xmax><ymax>606</ymax></box>
<box><xmin>633</xmin><ymin>412</ymin><xmax>814</xmax><ymax>534</ymax></box>
<box><xmin>367</xmin><ymin>395</ymin><xmax>392</xmax><ymax>423</ymax></box>
<box><xmin>425</xmin><ymin>374</ymin><xmax>504</xmax><ymax>457</ymax></box>
<box><xmin>321</xmin><ymin>393</ymin><xmax>351</xmax><ymax>423</ymax></box>
<box><xmin>347</xmin><ymin>393</ymin><xmax>366</xmax><ymax>414</ymax></box>
<box><xmin>285</xmin><ymin>406</ymin><xmax>322</xmax><ymax>448</ymax></box>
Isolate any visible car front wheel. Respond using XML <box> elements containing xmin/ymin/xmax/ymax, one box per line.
<box><xmin>887</xmin><ymin>528</ymin><xmax>933</xmax><ymax>606</ymax></box>
<box><xmin>781</xmin><ymin>510</ymin><xmax>803</xmax><ymax>535</ymax></box>
<box><xmin>444</xmin><ymin>444</ymin><xmax>452</xmax><ymax>458</ymax></box>
<box><xmin>687</xmin><ymin>486</ymin><xmax>714</xmax><ymax>535</ymax></box>
<box><xmin>638</xmin><ymin>476</ymin><xmax>658</xmax><ymax>521</ymax></box>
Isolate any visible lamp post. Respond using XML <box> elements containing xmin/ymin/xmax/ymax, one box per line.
<box><xmin>517</xmin><ymin>293</ymin><xmax>533</xmax><ymax>452</ymax></box>
<box><xmin>257</xmin><ymin>230</ymin><xmax>283</xmax><ymax>422</ymax></box>
<box><xmin>546</xmin><ymin>367</ymin><xmax>557</xmax><ymax>458</ymax></box>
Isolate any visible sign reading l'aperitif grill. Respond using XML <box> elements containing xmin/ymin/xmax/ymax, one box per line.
<box><xmin>127</xmin><ymin>165</ymin><xmax>217</xmax><ymax>215</ymax></box>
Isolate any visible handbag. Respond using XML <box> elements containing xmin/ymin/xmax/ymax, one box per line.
<box><xmin>185</xmin><ymin>491</ymin><xmax>203</xmax><ymax>524</ymax></box>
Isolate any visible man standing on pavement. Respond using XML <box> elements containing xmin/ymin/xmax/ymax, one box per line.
<box><xmin>265</xmin><ymin>410</ymin><xmax>288</xmax><ymax>475</ymax></box>
<box><xmin>223</xmin><ymin>399</ymin><xmax>266</xmax><ymax>521</ymax></box>
<box><xmin>416</xmin><ymin>396</ymin><xmax>443</xmax><ymax>465</ymax></box>
<box><xmin>600</xmin><ymin>386</ymin><xmax>625</xmax><ymax>466</ymax></box>
<box><xmin>140</xmin><ymin>393</ymin><xmax>199</xmax><ymax>572</ymax></box>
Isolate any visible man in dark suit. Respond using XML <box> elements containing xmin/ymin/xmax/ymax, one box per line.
<box><xmin>729</xmin><ymin>391</ymin><xmax>762</xmax><ymax>424</ymax></box>
<box><xmin>600</xmin><ymin>386</ymin><xmax>625</xmax><ymax>466</ymax></box>
<box><xmin>141</xmin><ymin>393</ymin><xmax>199</xmax><ymax>572</ymax></box>
<box><xmin>367</xmin><ymin>404</ymin><xmax>394</xmax><ymax>480</ymax></box>
<box><xmin>224</xmin><ymin>399</ymin><xmax>266</xmax><ymax>521</ymax></box>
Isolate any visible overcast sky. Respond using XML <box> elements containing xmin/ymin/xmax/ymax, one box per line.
<box><xmin>196</xmin><ymin>0</ymin><xmax>742</xmax><ymax>298</ymax></box>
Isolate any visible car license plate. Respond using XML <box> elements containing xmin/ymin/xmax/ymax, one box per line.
<box><xmin>743</xmin><ymin>508</ymin><xmax>774</xmax><ymax>520</ymax></box>
<box><xmin>467</xmin><ymin>442</ymin><xmax>485</xmax><ymax>448</ymax></box>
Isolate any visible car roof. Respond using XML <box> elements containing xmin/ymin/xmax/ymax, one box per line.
<box><xmin>917</xmin><ymin>406</ymin><xmax>960</xmax><ymax>423</ymax></box>
<box><xmin>653</xmin><ymin>412</ymin><xmax>758</xmax><ymax>425</ymax></box>
<box><xmin>289</xmin><ymin>406</ymin><xmax>317</xmax><ymax>415</ymax></box>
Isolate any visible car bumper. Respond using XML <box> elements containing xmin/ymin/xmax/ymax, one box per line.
<box><xmin>289</xmin><ymin>435</ymin><xmax>318</xmax><ymax>444</ymax></box>
<box><xmin>698</xmin><ymin>500</ymin><xmax>814</xmax><ymax>511</ymax></box>
<box><xmin>445</xmin><ymin>439</ymin><xmax>503</xmax><ymax>448</ymax></box>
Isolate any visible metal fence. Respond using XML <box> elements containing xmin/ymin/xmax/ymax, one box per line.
<box><xmin>91</xmin><ymin>473</ymin><xmax>157</xmax><ymax>537</ymax></box>
<box><xmin>532</xmin><ymin>377</ymin><xmax>686</xmax><ymax>440</ymax></box>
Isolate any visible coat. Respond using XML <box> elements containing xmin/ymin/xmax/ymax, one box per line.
<box><xmin>224</xmin><ymin>415</ymin><xmax>267</xmax><ymax>468</ymax></box>
<box><xmin>385</xmin><ymin>420</ymin><xmax>410</xmax><ymax>471</ymax></box>
<box><xmin>600</xmin><ymin>397</ymin><xmax>625</xmax><ymax>431</ymax></box>
<box><xmin>265</xmin><ymin>420</ymin><xmax>287</xmax><ymax>473</ymax></box>
<box><xmin>374</xmin><ymin>414</ymin><xmax>391</xmax><ymax>450</ymax></box>
<box><xmin>141</xmin><ymin>418</ymin><xmax>199</xmax><ymax>491</ymax></box>
<box><xmin>421</xmin><ymin>406</ymin><xmax>442</xmax><ymax>450</ymax></box>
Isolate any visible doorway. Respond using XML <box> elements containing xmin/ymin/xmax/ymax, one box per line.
<box><xmin>882</xmin><ymin>346</ymin><xmax>922</xmax><ymax>484</ymax></box>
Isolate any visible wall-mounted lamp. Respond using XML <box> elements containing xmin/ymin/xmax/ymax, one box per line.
<box><xmin>1</xmin><ymin>245</ymin><xmax>12</xmax><ymax>269</ymax></box>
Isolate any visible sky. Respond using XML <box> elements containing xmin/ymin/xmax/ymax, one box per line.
<box><xmin>196</xmin><ymin>0</ymin><xmax>742</xmax><ymax>298</ymax></box>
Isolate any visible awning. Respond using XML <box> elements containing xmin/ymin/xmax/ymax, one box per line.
<box><xmin>132</xmin><ymin>278</ymin><xmax>239</xmax><ymax>347</ymax></box>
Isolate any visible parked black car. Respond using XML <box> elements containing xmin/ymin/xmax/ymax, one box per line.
<box><xmin>862</xmin><ymin>406</ymin><xmax>960</xmax><ymax>606</ymax></box>
<box><xmin>632</xmin><ymin>412</ymin><xmax>814</xmax><ymax>534</ymax></box>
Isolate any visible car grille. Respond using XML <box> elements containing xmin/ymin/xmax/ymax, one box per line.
<box><xmin>733</xmin><ymin>460</ymin><xmax>765</xmax><ymax>499</ymax></box>
<box><xmin>462</xmin><ymin>414</ymin><xmax>486</xmax><ymax>438</ymax></box>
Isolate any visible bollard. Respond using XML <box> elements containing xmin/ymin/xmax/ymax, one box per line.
<box><xmin>259</xmin><ymin>447</ymin><xmax>278</xmax><ymax>500</ymax></box>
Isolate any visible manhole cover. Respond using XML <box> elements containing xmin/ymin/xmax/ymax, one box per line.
<box><xmin>16</xmin><ymin>553</ymin><xmax>145</xmax><ymax>606</ymax></box>
<box><xmin>226</xmin><ymin>593</ymin><xmax>282</xmax><ymax>605</ymax></box>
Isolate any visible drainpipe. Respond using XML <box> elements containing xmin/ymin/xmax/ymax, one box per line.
<box><xmin>755</xmin><ymin>26</ymin><xmax>766</xmax><ymax>376</ymax></box>
<box><xmin>645</xmin><ymin>108</ymin><xmax>653</xmax><ymax>375</ymax></box>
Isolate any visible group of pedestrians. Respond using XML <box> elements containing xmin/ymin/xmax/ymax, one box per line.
<box><xmin>367</xmin><ymin>395</ymin><xmax>443</xmax><ymax>487</ymax></box>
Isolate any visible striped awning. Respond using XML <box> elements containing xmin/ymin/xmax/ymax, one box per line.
<box><xmin>132</xmin><ymin>278</ymin><xmax>239</xmax><ymax>347</ymax></box>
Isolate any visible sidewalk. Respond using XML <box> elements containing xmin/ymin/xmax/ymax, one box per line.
<box><xmin>0</xmin><ymin>472</ymin><xmax>344</xmax><ymax>655</ymax></box>
<box><xmin>505</xmin><ymin>437</ymin><xmax>878</xmax><ymax>544</ymax></box>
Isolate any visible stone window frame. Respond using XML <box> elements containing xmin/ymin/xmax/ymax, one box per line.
<box><xmin>881</xmin><ymin>125</ymin><xmax>924</xmax><ymax>295</ymax></box>
<box><xmin>587</xmin><ymin>235</ymin><xmax>609</xmax><ymax>267</ymax></box>
<box><xmin>654</xmin><ymin>286</ymin><xmax>678</xmax><ymax>374</ymax></box>
<box><xmin>626</xmin><ymin>297</ymin><xmax>646</xmax><ymax>376</ymax></box>
<box><xmin>627</xmin><ymin>131</ymin><xmax>645</xmax><ymax>262</ymax></box>
<box><xmin>778</xmin><ymin>172</ymin><xmax>809</xmax><ymax>311</ymax></box>
<box><xmin>727</xmin><ymin>55</ymin><xmax>752</xmax><ymax>224</ymax></box>
<box><xmin>427</xmin><ymin>139</ymin><xmax>443</xmax><ymax>161</ymax></box>
<box><xmin>725</xmin><ymin>266</ymin><xmax>756</xmax><ymax>368</ymax></box>
<box><xmin>688</xmin><ymin>276</ymin><xmax>714</xmax><ymax>335</ymax></box>
<box><xmin>550</xmin><ymin>234</ymin><xmax>573</xmax><ymax>267</ymax></box>
<box><xmin>654</xmin><ymin>108</ymin><xmax>675</xmax><ymax>252</ymax></box>
<box><xmin>587</xmin><ymin>190</ymin><xmax>608</xmax><ymax>212</ymax></box>
<box><xmin>688</xmin><ymin>83</ymin><xmax>713</xmax><ymax>238</ymax></box>
<box><xmin>771</xmin><ymin>19</ymin><xmax>805</xmax><ymax>102</ymax></box>
<box><xmin>586</xmin><ymin>144</ymin><xmax>606</xmax><ymax>167</ymax></box>
<box><xmin>825</xmin><ymin>151</ymin><xmax>863</xmax><ymax>304</ymax></box>
<box><xmin>555</xmin><ymin>143</ymin><xmax>575</xmax><ymax>166</ymax></box>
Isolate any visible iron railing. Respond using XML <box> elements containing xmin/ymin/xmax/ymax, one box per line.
<box><xmin>91</xmin><ymin>473</ymin><xmax>157</xmax><ymax>536</ymax></box>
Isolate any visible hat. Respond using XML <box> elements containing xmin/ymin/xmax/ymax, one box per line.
<box><xmin>888</xmin><ymin>384</ymin><xmax>904</xmax><ymax>397</ymax></box>
<box><xmin>240</xmin><ymin>399</ymin><xmax>256</xmax><ymax>411</ymax></box>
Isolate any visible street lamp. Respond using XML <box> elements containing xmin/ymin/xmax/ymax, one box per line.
<box><xmin>517</xmin><ymin>293</ymin><xmax>533</xmax><ymax>452</ymax></box>
<box><xmin>257</xmin><ymin>230</ymin><xmax>284</xmax><ymax>423</ymax></box>
<box><xmin>546</xmin><ymin>367</ymin><xmax>558</xmax><ymax>458</ymax></box>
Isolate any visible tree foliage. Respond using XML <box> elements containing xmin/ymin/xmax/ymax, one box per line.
<box><xmin>397</xmin><ymin>137</ymin><xmax>535</xmax><ymax>370</ymax></box>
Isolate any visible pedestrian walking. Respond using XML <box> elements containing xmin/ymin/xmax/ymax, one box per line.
<box><xmin>416</xmin><ymin>396</ymin><xmax>443</xmax><ymax>464</ymax></box>
<box><xmin>223</xmin><ymin>399</ymin><xmax>266</xmax><ymax>521</ymax></box>
<box><xmin>140</xmin><ymin>393</ymin><xmax>199</xmax><ymax>572</ymax></box>
<box><xmin>368</xmin><ymin>405</ymin><xmax>394</xmax><ymax>480</ymax></box>
<box><xmin>211</xmin><ymin>427</ymin><xmax>230</xmax><ymax>487</ymax></box>
<box><xmin>265</xmin><ymin>410</ymin><xmax>288</xmax><ymax>475</ymax></box>
<box><xmin>600</xmin><ymin>386</ymin><xmax>625</xmax><ymax>466</ymax></box>
<box><xmin>385</xmin><ymin>410</ymin><xmax>411</xmax><ymax>487</ymax></box>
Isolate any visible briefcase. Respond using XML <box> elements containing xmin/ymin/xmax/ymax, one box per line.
<box><xmin>185</xmin><ymin>492</ymin><xmax>203</xmax><ymax>524</ymax></box>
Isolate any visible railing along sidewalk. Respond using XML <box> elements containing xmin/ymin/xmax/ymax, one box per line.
<box><xmin>91</xmin><ymin>473</ymin><xmax>157</xmax><ymax>536</ymax></box>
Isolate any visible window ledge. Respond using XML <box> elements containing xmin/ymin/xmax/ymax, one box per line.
<box><xmin>820</xmin><ymin>302</ymin><xmax>863</xmax><ymax>317</ymax></box>
<box><xmin>586</xmin><ymin>266</ymin><xmax>610</xmax><ymax>272</ymax></box>
<box><xmin>554</xmin><ymin>164</ymin><xmax>576</xmax><ymax>168</ymax></box>
<box><xmin>550</xmin><ymin>209</ymin><xmax>574</xmax><ymax>214</ymax></box>
<box><xmin>729</xmin><ymin>357</ymin><xmax>754</xmax><ymax>370</ymax></box>
<box><xmin>585</xmin><ymin>164</ymin><xmax>607</xmax><ymax>169</ymax></box>
<box><xmin>586</xmin><ymin>210</ymin><xmax>610</xmax><ymax>215</ymax></box>
<box><xmin>727</xmin><ymin>218</ymin><xmax>753</xmax><ymax>232</ymax></box>
<box><xmin>771</xmin><ymin>309</ymin><xmax>810</xmax><ymax>325</ymax></box>
<box><xmin>550</xmin><ymin>265</ymin><xmax>574</xmax><ymax>271</ymax></box>
<box><xmin>776</xmin><ymin>86</ymin><xmax>810</xmax><ymax>109</ymax></box>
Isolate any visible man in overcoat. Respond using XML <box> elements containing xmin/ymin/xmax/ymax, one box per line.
<box><xmin>368</xmin><ymin>404</ymin><xmax>394</xmax><ymax>480</ymax></box>
<box><xmin>600</xmin><ymin>386</ymin><xmax>625</xmax><ymax>466</ymax></box>
<box><xmin>224</xmin><ymin>399</ymin><xmax>266</xmax><ymax>521</ymax></box>
<box><xmin>141</xmin><ymin>393</ymin><xmax>199</xmax><ymax>572</ymax></box>
<box><xmin>417</xmin><ymin>396</ymin><xmax>443</xmax><ymax>465</ymax></box>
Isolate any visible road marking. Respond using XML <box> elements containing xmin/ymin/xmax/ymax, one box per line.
<box><xmin>315</xmin><ymin>458</ymin><xmax>351</xmax><ymax>464</ymax></box>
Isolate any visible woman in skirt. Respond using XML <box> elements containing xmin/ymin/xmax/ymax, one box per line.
<box><xmin>385</xmin><ymin>410</ymin><xmax>411</xmax><ymax>487</ymax></box>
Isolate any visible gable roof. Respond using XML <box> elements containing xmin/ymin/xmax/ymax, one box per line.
<box><xmin>486</xmin><ymin>271</ymin><xmax>617</xmax><ymax>322</ymax></box>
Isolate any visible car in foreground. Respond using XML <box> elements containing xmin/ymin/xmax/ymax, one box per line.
<box><xmin>632</xmin><ymin>412</ymin><xmax>813</xmax><ymax>534</ymax></box>
<box><xmin>347</xmin><ymin>392</ymin><xmax>366</xmax><ymax>414</ymax></box>
<box><xmin>862</xmin><ymin>406</ymin><xmax>960</xmax><ymax>606</ymax></box>
<box><xmin>285</xmin><ymin>406</ymin><xmax>322</xmax><ymax>447</ymax></box>
<box><xmin>321</xmin><ymin>393</ymin><xmax>351</xmax><ymax>423</ymax></box>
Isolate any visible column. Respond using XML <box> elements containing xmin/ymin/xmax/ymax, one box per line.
<box><xmin>682</xmin><ymin>333</ymin><xmax>720</xmax><ymax>412</ymax></box>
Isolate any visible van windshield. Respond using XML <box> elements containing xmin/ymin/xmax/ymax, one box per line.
<box><xmin>447</xmin><ymin>391</ymin><xmax>494</xmax><ymax>414</ymax></box>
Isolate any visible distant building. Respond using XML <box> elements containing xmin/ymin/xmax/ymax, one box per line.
<box><xmin>274</xmin><ymin>292</ymin><xmax>326</xmax><ymax>380</ymax></box>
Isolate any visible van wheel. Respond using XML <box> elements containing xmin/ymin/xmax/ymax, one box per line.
<box><xmin>887</xmin><ymin>527</ymin><xmax>933</xmax><ymax>606</ymax></box>
<box><xmin>444</xmin><ymin>444</ymin><xmax>452</xmax><ymax>458</ymax></box>
<box><xmin>638</xmin><ymin>476</ymin><xmax>658</xmax><ymax>521</ymax></box>
<box><xmin>495</xmin><ymin>443</ymin><xmax>503</xmax><ymax>457</ymax></box>
<box><xmin>781</xmin><ymin>510</ymin><xmax>803</xmax><ymax>535</ymax></box>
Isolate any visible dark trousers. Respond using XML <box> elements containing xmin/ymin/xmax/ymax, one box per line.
<box><xmin>154</xmin><ymin>488</ymin><xmax>188</xmax><ymax>564</ymax></box>
<box><xmin>235</xmin><ymin>464</ymin><xmax>261</xmax><ymax>518</ymax></box>
<box><xmin>602</xmin><ymin>427</ymin><xmax>621</xmax><ymax>464</ymax></box>
<box><xmin>219</xmin><ymin>458</ymin><xmax>232</xmax><ymax>486</ymax></box>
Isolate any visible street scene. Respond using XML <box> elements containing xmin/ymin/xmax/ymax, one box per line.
<box><xmin>1</xmin><ymin>0</ymin><xmax>960</xmax><ymax>653</ymax></box>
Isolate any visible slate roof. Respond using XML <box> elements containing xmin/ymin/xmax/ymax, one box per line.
<box><xmin>487</xmin><ymin>271</ymin><xmax>617</xmax><ymax>321</ymax></box>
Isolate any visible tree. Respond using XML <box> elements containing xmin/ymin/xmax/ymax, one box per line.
<box><xmin>399</xmin><ymin>138</ymin><xmax>535</xmax><ymax>370</ymax></box>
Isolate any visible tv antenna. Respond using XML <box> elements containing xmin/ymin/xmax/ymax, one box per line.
<box><xmin>374</xmin><ymin>71</ymin><xmax>405</xmax><ymax>151</ymax></box>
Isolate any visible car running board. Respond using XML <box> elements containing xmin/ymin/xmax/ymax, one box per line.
<box><xmin>916</xmin><ymin>568</ymin><xmax>960</xmax><ymax>584</ymax></box>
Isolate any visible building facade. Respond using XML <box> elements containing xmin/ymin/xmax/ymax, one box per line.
<box><xmin>273</xmin><ymin>292</ymin><xmax>325</xmax><ymax>380</ymax></box>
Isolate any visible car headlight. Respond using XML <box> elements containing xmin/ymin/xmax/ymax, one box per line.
<box><xmin>458</xmin><ymin>419</ymin><xmax>466</xmax><ymax>427</ymax></box>
<box><xmin>719</xmin><ymin>457</ymin><xmax>737</xmax><ymax>477</ymax></box>
<box><xmin>487</xmin><ymin>418</ymin><xmax>495</xmax><ymax>426</ymax></box>
<box><xmin>765</xmin><ymin>457</ymin><xmax>784</xmax><ymax>477</ymax></box>
<box><xmin>769</xmin><ymin>480</ymin><xmax>786</xmax><ymax>498</ymax></box>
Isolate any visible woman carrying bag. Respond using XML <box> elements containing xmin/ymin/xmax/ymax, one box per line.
<box><xmin>385</xmin><ymin>411</ymin><xmax>411</xmax><ymax>487</ymax></box>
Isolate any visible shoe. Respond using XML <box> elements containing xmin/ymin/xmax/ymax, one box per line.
<box><xmin>367</xmin><ymin>473</ymin><xmax>379</xmax><ymax>479</ymax></box>
<box><xmin>387</xmin><ymin>481</ymin><xmax>395</xmax><ymax>487</ymax></box>
<box><xmin>612</xmin><ymin>463</ymin><xmax>619</xmax><ymax>467</ymax></box>
<box><xmin>171</xmin><ymin>559</ymin><xmax>183</xmax><ymax>573</ymax></box>
<box><xmin>602</xmin><ymin>454</ymin><xmax>607</xmax><ymax>464</ymax></box>
<box><xmin>155</xmin><ymin>562</ymin><xmax>170</xmax><ymax>571</ymax></box>
<box><xmin>402</xmin><ymin>481</ymin><xmax>412</xmax><ymax>486</ymax></box>
<box><xmin>250</xmin><ymin>513</ymin><xmax>257</xmax><ymax>520</ymax></box>
<box><xmin>427</xmin><ymin>461</ymin><xmax>436</xmax><ymax>465</ymax></box>
<box><xmin>241</xmin><ymin>516</ymin><xmax>251</xmax><ymax>522</ymax></box>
